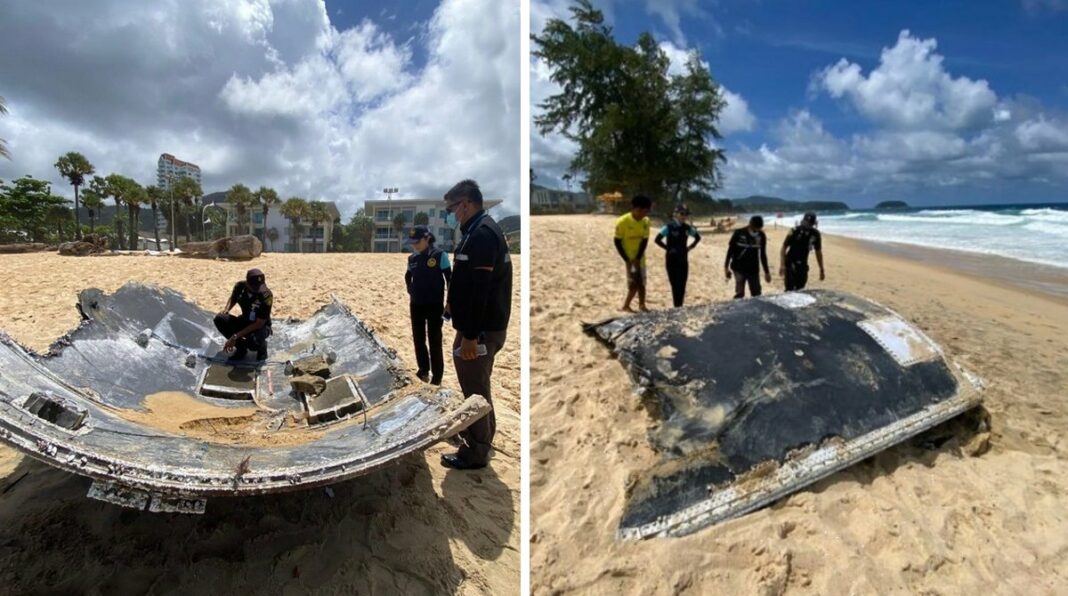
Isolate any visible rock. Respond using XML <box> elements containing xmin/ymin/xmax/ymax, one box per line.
<box><xmin>963</xmin><ymin>431</ymin><xmax>991</xmax><ymax>456</ymax></box>
<box><xmin>291</xmin><ymin>354</ymin><xmax>331</xmax><ymax>379</ymax></box>
<box><xmin>82</xmin><ymin>233</ymin><xmax>110</xmax><ymax>249</ymax></box>
<box><xmin>0</xmin><ymin>243</ymin><xmax>51</xmax><ymax>254</ymax></box>
<box><xmin>290</xmin><ymin>374</ymin><xmax>326</xmax><ymax>396</ymax></box>
<box><xmin>178</xmin><ymin>235</ymin><xmax>263</xmax><ymax>260</ymax></box>
<box><xmin>58</xmin><ymin>241</ymin><xmax>107</xmax><ymax>256</ymax></box>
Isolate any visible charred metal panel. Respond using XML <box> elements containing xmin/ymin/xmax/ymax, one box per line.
<box><xmin>0</xmin><ymin>283</ymin><xmax>490</xmax><ymax>508</ymax></box>
<box><xmin>585</xmin><ymin>289</ymin><xmax>982</xmax><ymax>538</ymax></box>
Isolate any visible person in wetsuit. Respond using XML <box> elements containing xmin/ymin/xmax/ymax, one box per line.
<box><xmin>441</xmin><ymin>179</ymin><xmax>512</xmax><ymax>471</ymax></box>
<box><xmin>780</xmin><ymin>212</ymin><xmax>825</xmax><ymax>291</ymax></box>
<box><xmin>614</xmin><ymin>195</ymin><xmax>653</xmax><ymax>312</ymax></box>
<box><xmin>214</xmin><ymin>268</ymin><xmax>273</xmax><ymax>361</ymax></box>
<box><xmin>724</xmin><ymin>215</ymin><xmax>771</xmax><ymax>299</ymax></box>
<box><xmin>405</xmin><ymin>225</ymin><xmax>452</xmax><ymax>385</ymax></box>
<box><xmin>655</xmin><ymin>204</ymin><xmax>701</xmax><ymax>307</ymax></box>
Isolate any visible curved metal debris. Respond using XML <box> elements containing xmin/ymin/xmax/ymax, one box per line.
<box><xmin>0</xmin><ymin>283</ymin><xmax>489</xmax><ymax>511</ymax></box>
<box><xmin>584</xmin><ymin>289</ymin><xmax>983</xmax><ymax>539</ymax></box>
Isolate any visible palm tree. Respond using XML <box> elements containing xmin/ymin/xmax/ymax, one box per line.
<box><xmin>226</xmin><ymin>184</ymin><xmax>253</xmax><ymax>235</ymax></box>
<box><xmin>81</xmin><ymin>187</ymin><xmax>104</xmax><ymax>234</ymax></box>
<box><xmin>54</xmin><ymin>152</ymin><xmax>94</xmax><ymax>240</ymax></box>
<box><xmin>266</xmin><ymin>227</ymin><xmax>279</xmax><ymax>251</ymax></box>
<box><xmin>125</xmin><ymin>182</ymin><xmax>148</xmax><ymax>249</ymax></box>
<box><xmin>307</xmin><ymin>201</ymin><xmax>329</xmax><ymax>253</ymax></box>
<box><xmin>280</xmin><ymin>197</ymin><xmax>308</xmax><ymax>253</ymax></box>
<box><xmin>145</xmin><ymin>185</ymin><xmax>165</xmax><ymax>250</ymax></box>
<box><xmin>172</xmin><ymin>177</ymin><xmax>202</xmax><ymax>243</ymax></box>
<box><xmin>45</xmin><ymin>205</ymin><xmax>72</xmax><ymax>242</ymax></box>
<box><xmin>253</xmin><ymin>186</ymin><xmax>280</xmax><ymax>246</ymax></box>
<box><xmin>103</xmin><ymin>174</ymin><xmax>134</xmax><ymax>250</ymax></box>
<box><xmin>0</xmin><ymin>96</ymin><xmax>10</xmax><ymax>160</ymax></box>
<box><xmin>392</xmin><ymin>212</ymin><xmax>408</xmax><ymax>253</ymax></box>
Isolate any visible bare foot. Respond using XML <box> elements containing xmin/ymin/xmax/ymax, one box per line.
<box><xmin>639</xmin><ymin>304</ymin><xmax>650</xmax><ymax>312</ymax></box>
<box><xmin>622</xmin><ymin>305</ymin><xmax>635</xmax><ymax>313</ymax></box>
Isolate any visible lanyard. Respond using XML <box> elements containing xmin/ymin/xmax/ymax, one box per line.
<box><xmin>457</xmin><ymin>211</ymin><xmax>488</xmax><ymax>254</ymax></box>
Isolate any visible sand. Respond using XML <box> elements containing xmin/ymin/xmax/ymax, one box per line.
<box><xmin>530</xmin><ymin>215</ymin><xmax>1068</xmax><ymax>594</ymax></box>
<box><xmin>0</xmin><ymin>252</ymin><xmax>519</xmax><ymax>594</ymax></box>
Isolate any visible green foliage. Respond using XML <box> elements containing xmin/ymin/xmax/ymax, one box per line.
<box><xmin>226</xmin><ymin>183</ymin><xmax>253</xmax><ymax>235</ymax></box>
<box><xmin>533</xmin><ymin>0</ymin><xmax>727</xmax><ymax>202</ymax></box>
<box><xmin>0</xmin><ymin>176</ymin><xmax>69</xmax><ymax>242</ymax></box>
<box><xmin>414</xmin><ymin>211</ymin><xmax>430</xmax><ymax>226</ymax></box>
<box><xmin>280</xmin><ymin>197</ymin><xmax>308</xmax><ymax>252</ymax></box>
<box><xmin>254</xmin><ymin>186</ymin><xmax>280</xmax><ymax>245</ymax></box>
<box><xmin>306</xmin><ymin>201</ymin><xmax>330</xmax><ymax>253</ymax></box>
<box><xmin>336</xmin><ymin>208</ymin><xmax>373</xmax><ymax>252</ymax></box>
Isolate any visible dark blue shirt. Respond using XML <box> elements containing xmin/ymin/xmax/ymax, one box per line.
<box><xmin>406</xmin><ymin>247</ymin><xmax>451</xmax><ymax>305</ymax></box>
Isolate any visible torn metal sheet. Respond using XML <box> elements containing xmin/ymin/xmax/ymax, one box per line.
<box><xmin>0</xmin><ymin>283</ymin><xmax>490</xmax><ymax>510</ymax></box>
<box><xmin>584</xmin><ymin>289</ymin><xmax>982</xmax><ymax>539</ymax></box>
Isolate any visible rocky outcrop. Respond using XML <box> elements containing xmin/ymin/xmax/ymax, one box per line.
<box><xmin>58</xmin><ymin>240</ymin><xmax>107</xmax><ymax>256</ymax></box>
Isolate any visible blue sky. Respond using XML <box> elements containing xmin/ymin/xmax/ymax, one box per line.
<box><xmin>0</xmin><ymin>0</ymin><xmax>520</xmax><ymax>218</ymax></box>
<box><xmin>532</xmin><ymin>0</ymin><xmax>1068</xmax><ymax>207</ymax></box>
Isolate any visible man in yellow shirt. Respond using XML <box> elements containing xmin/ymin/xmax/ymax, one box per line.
<box><xmin>614</xmin><ymin>195</ymin><xmax>653</xmax><ymax>312</ymax></box>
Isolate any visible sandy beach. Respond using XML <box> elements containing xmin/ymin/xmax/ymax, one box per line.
<box><xmin>530</xmin><ymin>214</ymin><xmax>1068</xmax><ymax>594</ymax></box>
<box><xmin>0</xmin><ymin>252</ymin><xmax>519</xmax><ymax>594</ymax></box>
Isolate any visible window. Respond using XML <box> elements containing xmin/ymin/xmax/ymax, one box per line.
<box><xmin>439</xmin><ymin>209</ymin><xmax>447</xmax><ymax>219</ymax></box>
<box><xmin>374</xmin><ymin>241</ymin><xmax>390</xmax><ymax>252</ymax></box>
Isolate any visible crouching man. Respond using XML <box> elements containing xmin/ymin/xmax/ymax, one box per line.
<box><xmin>214</xmin><ymin>267</ymin><xmax>273</xmax><ymax>361</ymax></box>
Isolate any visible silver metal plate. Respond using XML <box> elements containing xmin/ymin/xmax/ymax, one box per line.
<box><xmin>857</xmin><ymin>316</ymin><xmax>942</xmax><ymax>367</ymax></box>
<box><xmin>87</xmin><ymin>480</ymin><xmax>150</xmax><ymax>510</ymax></box>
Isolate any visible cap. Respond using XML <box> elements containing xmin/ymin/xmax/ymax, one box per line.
<box><xmin>245</xmin><ymin>268</ymin><xmax>267</xmax><ymax>291</ymax></box>
<box><xmin>405</xmin><ymin>225</ymin><xmax>433</xmax><ymax>245</ymax></box>
<box><xmin>673</xmin><ymin>204</ymin><xmax>690</xmax><ymax>215</ymax></box>
<box><xmin>802</xmin><ymin>212</ymin><xmax>818</xmax><ymax>225</ymax></box>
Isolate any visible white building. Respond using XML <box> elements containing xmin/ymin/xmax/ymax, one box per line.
<box><xmin>204</xmin><ymin>194</ymin><xmax>340</xmax><ymax>253</ymax></box>
<box><xmin>157</xmin><ymin>153</ymin><xmax>201</xmax><ymax>189</ymax></box>
<box><xmin>363</xmin><ymin>198</ymin><xmax>503</xmax><ymax>253</ymax></box>
<box><xmin>531</xmin><ymin>184</ymin><xmax>592</xmax><ymax>212</ymax></box>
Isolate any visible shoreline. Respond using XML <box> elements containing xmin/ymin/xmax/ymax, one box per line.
<box><xmin>825</xmin><ymin>233</ymin><xmax>1068</xmax><ymax>303</ymax></box>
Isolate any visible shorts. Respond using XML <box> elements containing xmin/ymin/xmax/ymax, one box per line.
<box><xmin>626</xmin><ymin>263</ymin><xmax>647</xmax><ymax>289</ymax></box>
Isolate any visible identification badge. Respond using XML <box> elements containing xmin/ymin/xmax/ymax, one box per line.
<box><xmin>427</xmin><ymin>257</ymin><xmax>437</xmax><ymax>268</ymax></box>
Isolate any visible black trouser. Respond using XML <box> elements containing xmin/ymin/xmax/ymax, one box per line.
<box><xmin>784</xmin><ymin>261</ymin><xmax>809</xmax><ymax>291</ymax></box>
<box><xmin>410</xmin><ymin>302</ymin><xmax>445</xmax><ymax>383</ymax></box>
<box><xmin>213</xmin><ymin>313</ymin><xmax>270</xmax><ymax>352</ymax></box>
<box><xmin>733</xmin><ymin>269</ymin><xmax>762</xmax><ymax>298</ymax></box>
<box><xmin>666</xmin><ymin>257</ymin><xmax>689</xmax><ymax>307</ymax></box>
<box><xmin>452</xmin><ymin>329</ymin><xmax>507</xmax><ymax>466</ymax></box>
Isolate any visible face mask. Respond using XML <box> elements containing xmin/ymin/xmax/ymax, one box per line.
<box><xmin>445</xmin><ymin>212</ymin><xmax>459</xmax><ymax>229</ymax></box>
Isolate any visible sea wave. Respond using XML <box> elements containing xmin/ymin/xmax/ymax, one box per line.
<box><xmin>1024</xmin><ymin>222</ymin><xmax>1068</xmax><ymax>238</ymax></box>
<box><xmin>875</xmin><ymin>212</ymin><xmax>1026</xmax><ymax>226</ymax></box>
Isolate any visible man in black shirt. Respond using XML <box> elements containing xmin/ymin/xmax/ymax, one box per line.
<box><xmin>780</xmin><ymin>212</ymin><xmax>825</xmax><ymax>291</ymax></box>
<box><xmin>724</xmin><ymin>216</ymin><xmax>771</xmax><ymax>299</ymax></box>
<box><xmin>214</xmin><ymin>268</ymin><xmax>273</xmax><ymax>361</ymax></box>
<box><xmin>441</xmin><ymin>179</ymin><xmax>512</xmax><ymax>470</ymax></box>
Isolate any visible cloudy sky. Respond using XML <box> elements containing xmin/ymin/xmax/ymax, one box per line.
<box><xmin>0</xmin><ymin>0</ymin><xmax>520</xmax><ymax>218</ymax></box>
<box><xmin>532</xmin><ymin>0</ymin><xmax>1068</xmax><ymax>207</ymax></box>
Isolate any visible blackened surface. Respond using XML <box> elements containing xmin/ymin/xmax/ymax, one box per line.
<box><xmin>586</xmin><ymin>290</ymin><xmax>961</xmax><ymax>529</ymax></box>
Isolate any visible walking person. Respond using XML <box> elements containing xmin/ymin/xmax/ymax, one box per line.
<box><xmin>655</xmin><ymin>204</ymin><xmax>701</xmax><ymax>307</ymax></box>
<box><xmin>780</xmin><ymin>212</ymin><xmax>825</xmax><ymax>291</ymax></box>
<box><xmin>724</xmin><ymin>215</ymin><xmax>771</xmax><ymax>298</ymax></box>
<box><xmin>614</xmin><ymin>195</ymin><xmax>653</xmax><ymax>312</ymax></box>
<box><xmin>440</xmin><ymin>180</ymin><xmax>512</xmax><ymax>470</ymax></box>
<box><xmin>405</xmin><ymin>225</ymin><xmax>451</xmax><ymax>385</ymax></box>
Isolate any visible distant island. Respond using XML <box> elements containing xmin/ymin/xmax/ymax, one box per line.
<box><xmin>875</xmin><ymin>200</ymin><xmax>909</xmax><ymax>210</ymax></box>
<box><xmin>728</xmin><ymin>195</ymin><xmax>850</xmax><ymax>212</ymax></box>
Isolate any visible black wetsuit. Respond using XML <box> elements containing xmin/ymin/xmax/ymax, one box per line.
<box><xmin>783</xmin><ymin>226</ymin><xmax>822</xmax><ymax>291</ymax></box>
<box><xmin>656</xmin><ymin>221</ymin><xmax>701</xmax><ymax>307</ymax></box>
<box><xmin>725</xmin><ymin>228</ymin><xmax>768</xmax><ymax>298</ymax></box>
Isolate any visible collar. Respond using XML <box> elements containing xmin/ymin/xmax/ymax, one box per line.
<box><xmin>460</xmin><ymin>209</ymin><xmax>487</xmax><ymax>235</ymax></box>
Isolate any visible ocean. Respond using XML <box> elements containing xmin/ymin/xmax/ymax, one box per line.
<box><xmin>768</xmin><ymin>203</ymin><xmax>1068</xmax><ymax>270</ymax></box>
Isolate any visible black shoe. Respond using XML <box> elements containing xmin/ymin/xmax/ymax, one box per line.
<box><xmin>256</xmin><ymin>347</ymin><xmax>268</xmax><ymax>361</ymax></box>
<box><xmin>416</xmin><ymin>371</ymin><xmax>430</xmax><ymax>383</ymax></box>
<box><xmin>430</xmin><ymin>377</ymin><xmax>442</xmax><ymax>386</ymax></box>
<box><xmin>227</xmin><ymin>346</ymin><xmax>248</xmax><ymax>361</ymax></box>
<box><xmin>440</xmin><ymin>453</ymin><xmax>486</xmax><ymax>470</ymax></box>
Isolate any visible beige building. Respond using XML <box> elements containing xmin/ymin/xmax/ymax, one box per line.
<box><xmin>364</xmin><ymin>198</ymin><xmax>503</xmax><ymax>253</ymax></box>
